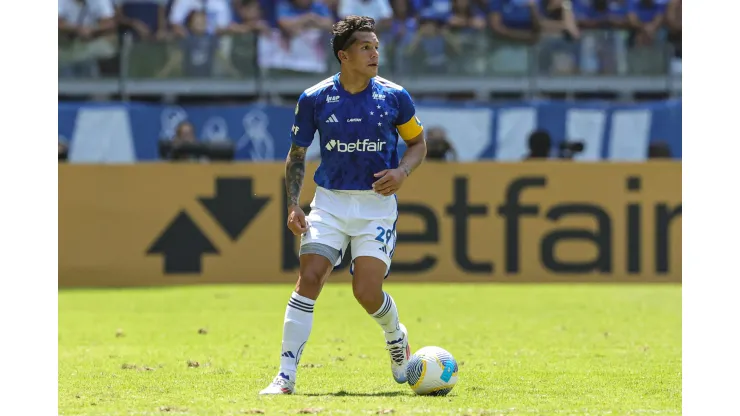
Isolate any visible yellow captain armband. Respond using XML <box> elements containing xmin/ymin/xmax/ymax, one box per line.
<box><xmin>396</xmin><ymin>115</ymin><xmax>424</xmax><ymax>141</ymax></box>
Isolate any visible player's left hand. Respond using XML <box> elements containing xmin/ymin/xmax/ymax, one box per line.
<box><xmin>372</xmin><ymin>168</ymin><xmax>407</xmax><ymax>196</ymax></box>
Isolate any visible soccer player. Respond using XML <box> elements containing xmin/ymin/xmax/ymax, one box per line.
<box><xmin>259</xmin><ymin>15</ymin><xmax>427</xmax><ymax>395</ymax></box>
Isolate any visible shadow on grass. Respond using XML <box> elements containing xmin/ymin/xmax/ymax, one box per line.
<box><xmin>301</xmin><ymin>390</ymin><xmax>410</xmax><ymax>397</ymax></box>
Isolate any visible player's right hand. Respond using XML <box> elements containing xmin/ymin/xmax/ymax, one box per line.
<box><xmin>287</xmin><ymin>205</ymin><xmax>309</xmax><ymax>236</ymax></box>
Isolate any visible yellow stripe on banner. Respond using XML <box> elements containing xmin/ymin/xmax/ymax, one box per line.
<box><xmin>396</xmin><ymin>115</ymin><xmax>423</xmax><ymax>141</ymax></box>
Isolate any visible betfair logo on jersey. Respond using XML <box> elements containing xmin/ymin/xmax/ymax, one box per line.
<box><xmin>325</xmin><ymin>139</ymin><xmax>386</xmax><ymax>152</ymax></box>
<box><xmin>327</xmin><ymin>96</ymin><xmax>340</xmax><ymax>103</ymax></box>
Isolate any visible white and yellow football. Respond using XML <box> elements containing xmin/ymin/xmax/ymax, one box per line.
<box><xmin>405</xmin><ymin>346</ymin><xmax>459</xmax><ymax>396</ymax></box>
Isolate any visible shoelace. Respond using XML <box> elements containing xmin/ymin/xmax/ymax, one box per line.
<box><xmin>387</xmin><ymin>343</ymin><xmax>406</xmax><ymax>365</ymax></box>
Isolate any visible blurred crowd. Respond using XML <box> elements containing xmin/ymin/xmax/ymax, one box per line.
<box><xmin>59</xmin><ymin>0</ymin><xmax>682</xmax><ymax>79</ymax></box>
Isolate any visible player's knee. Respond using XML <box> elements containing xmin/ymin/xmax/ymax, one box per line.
<box><xmin>297</xmin><ymin>268</ymin><xmax>323</xmax><ymax>292</ymax></box>
<box><xmin>295</xmin><ymin>253</ymin><xmax>334</xmax><ymax>297</ymax></box>
<box><xmin>352</xmin><ymin>283</ymin><xmax>382</xmax><ymax>307</ymax></box>
<box><xmin>296</xmin><ymin>260</ymin><xmax>331</xmax><ymax>297</ymax></box>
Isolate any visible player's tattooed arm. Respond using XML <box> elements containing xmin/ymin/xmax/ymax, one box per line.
<box><xmin>285</xmin><ymin>143</ymin><xmax>308</xmax><ymax>207</ymax></box>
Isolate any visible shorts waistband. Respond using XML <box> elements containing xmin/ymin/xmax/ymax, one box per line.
<box><xmin>319</xmin><ymin>187</ymin><xmax>379</xmax><ymax>196</ymax></box>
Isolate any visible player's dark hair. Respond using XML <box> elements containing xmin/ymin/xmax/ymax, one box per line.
<box><xmin>331</xmin><ymin>15</ymin><xmax>376</xmax><ymax>63</ymax></box>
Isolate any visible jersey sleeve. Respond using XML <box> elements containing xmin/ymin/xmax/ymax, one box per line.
<box><xmin>394</xmin><ymin>88</ymin><xmax>424</xmax><ymax>141</ymax></box>
<box><xmin>290</xmin><ymin>92</ymin><xmax>318</xmax><ymax>147</ymax></box>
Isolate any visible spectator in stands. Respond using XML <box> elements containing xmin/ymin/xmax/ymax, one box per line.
<box><xmin>227</xmin><ymin>1</ymin><xmax>271</xmax><ymax>75</ymax></box>
<box><xmin>390</xmin><ymin>0</ymin><xmax>421</xmax><ymax>36</ymax></box>
<box><xmin>575</xmin><ymin>0</ymin><xmax>629</xmax><ymax>29</ymax></box>
<box><xmin>115</xmin><ymin>0</ymin><xmax>170</xmax><ymax>40</ymax></box>
<box><xmin>537</xmin><ymin>0</ymin><xmax>580</xmax><ymax>39</ymax></box>
<box><xmin>157</xmin><ymin>10</ymin><xmax>241</xmax><ymax>77</ymax></box>
<box><xmin>449</xmin><ymin>0</ymin><xmax>489</xmax><ymax>73</ymax></box>
<box><xmin>231</xmin><ymin>0</ymin><xmax>271</xmax><ymax>35</ymax></box>
<box><xmin>381</xmin><ymin>1</ymin><xmax>419</xmax><ymax>69</ymax></box>
<box><xmin>58</xmin><ymin>0</ymin><xmax>118</xmax><ymax>78</ymax></box>
<box><xmin>405</xmin><ymin>0</ymin><xmax>465</xmax><ymax>73</ymax></box>
<box><xmin>425</xmin><ymin>127</ymin><xmax>458</xmax><ymax>161</ymax></box>
<box><xmin>277</xmin><ymin>0</ymin><xmax>335</xmax><ymax>37</ymax></box>
<box><xmin>257</xmin><ymin>0</ymin><xmax>279</xmax><ymax>27</ymax></box>
<box><xmin>324</xmin><ymin>0</ymin><xmax>341</xmax><ymax>18</ymax></box>
<box><xmin>535</xmin><ymin>0</ymin><xmax>581</xmax><ymax>74</ymax></box>
<box><xmin>170</xmin><ymin>0</ymin><xmax>247</xmax><ymax>77</ymax></box>
<box><xmin>256</xmin><ymin>0</ymin><xmax>333</xmax><ymax>75</ymax></box>
<box><xmin>449</xmin><ymin>0</ymin><xmax>486</xmax><ymax>31</ymax></box>
<box><xmin>626</xmin><ymin>0</ymin><xmax>668</xmax><ymax>74</ymax></box>
<box><xmin>488</xmin><ymin>0</ymin><xmax>540</xmax><ymax>44</ymax></box>
<box><xmin>627</xmin><ymin>0</ymin><xmax>667</xmax><ymax>47</ymax></box>
<box><xmin>573</xmin><ymin>0</ymin><xmax>630</xmax><ymax>74</ymax></box>
<box><xmin>487</xmin><ymin>0</ymin><xmax>542</xmax><ymax>73</ymax></box>
<box><xmin>169</xmin><ymin>0</ymin><xmax>234</xmax><ymax>37</ymax></box>
<box><xmin>665</xmin><ymin>0</ymin><xmax>680</xmax><ymax>74</ymax></box>
<box><xmin>338</xmin><ymin>0</ymin><xmax>394</xmax><ymax>30</ymax></box>
<box><xmin>488</xmin><ymin>0</ymin><xmax>579</xmax><ymax>74</ymax></box>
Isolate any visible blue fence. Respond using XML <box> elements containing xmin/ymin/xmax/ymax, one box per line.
<box><xmin>58</xmin><ymin>100</ymin><xmax>681</xmax><ymax>163</ymax></box>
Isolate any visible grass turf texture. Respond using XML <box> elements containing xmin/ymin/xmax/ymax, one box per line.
<box><xmin>59</xmin><ymin>284</ymin><xmax>681</xmax><ymax>415</ymax></box>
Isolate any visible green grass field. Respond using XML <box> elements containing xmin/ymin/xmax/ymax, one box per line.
<box><xmin>59</xmin><ymin>284</ymin><xmax>681</xmax><ymax>416</ymax></box>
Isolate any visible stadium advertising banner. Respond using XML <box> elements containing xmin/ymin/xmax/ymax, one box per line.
<box><xmin>58</xmin><ymin>101</ymin><xmax>682</xmax><ymax>162</ymax></box>
<box><xmin>58</xmin><ymin>162</ymin><xmax>681</xmax><ymax>287</ymax></box>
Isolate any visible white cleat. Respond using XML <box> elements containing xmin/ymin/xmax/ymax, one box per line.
<box><xmin>258</xmin><ymin>373</ymin><xmax>295</xmax><ymax>395</ymax></box>
<box><xmin>386</xmin><ymin>323</ymin><xmax>411</xmax><ymax>384</ymax></box>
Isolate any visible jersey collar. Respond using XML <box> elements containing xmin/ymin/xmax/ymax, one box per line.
<box><xmin>333</xmin><ymin>72</ymin><xmax>374</xmax><ymax>98</ymax></box>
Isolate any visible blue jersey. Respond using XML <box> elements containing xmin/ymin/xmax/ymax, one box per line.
<box><xmin>290</xmin><ymin>73</ymin><xmax>424</xmax><ymax>191</ymax></box>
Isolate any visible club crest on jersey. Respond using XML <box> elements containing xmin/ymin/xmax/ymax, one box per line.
<box><xmin>326</xmin><ymin>95</ymin><xmax>340</xmax><ymax>103</ymax></box>
<box><xmin>372</xmin><ymin>93</ymin><xmax>386</xmax><ymax>101</ymax></box>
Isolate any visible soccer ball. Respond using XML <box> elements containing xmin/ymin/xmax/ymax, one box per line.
<box><xmin>405</xmin><ymin>346</ymin><xmax>459</xmax><ymax>396</ymax></box>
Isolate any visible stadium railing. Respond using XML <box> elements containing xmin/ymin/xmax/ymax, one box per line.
<box><xmin>57</xmin><ymin>29</ymin><xmax>681</xmax><ymax>98</ymax></box>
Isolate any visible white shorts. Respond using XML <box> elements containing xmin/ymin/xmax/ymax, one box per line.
<box><xmin>300</xmin><ymin>187</ymin><xmax>398</xmax><ymax>277</ymax></box>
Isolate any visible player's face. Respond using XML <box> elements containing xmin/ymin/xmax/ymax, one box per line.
<box><xmin>345</xmin><ymin>32</ymin><xmax>380</xmax><ymax>78</ymax></box>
